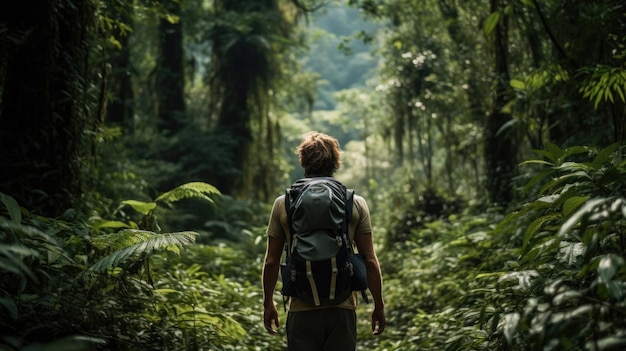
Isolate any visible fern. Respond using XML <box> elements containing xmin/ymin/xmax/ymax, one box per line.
<box><xmin>89</xmin><ymin>183</ymin><xmax>218</xmax><ymax>271</ymax></box>
<box><xmin>89</xmin><ymin>230</ymin><xmax>198</xmax><ymax>272</ymax></box>
<box><xmin>119</xmin><ymin>182</ymin><xmax>220</xmax><ymax>216</ymax></box>
<box><xmin>91</xmin><ymin>229</ymin><xmax>155</xmax><ymax>251</ymax></box>
<box><xmin>155</xmin><ymin>182</ymin><xmax>220</xmax><ymax>205</ymax></box>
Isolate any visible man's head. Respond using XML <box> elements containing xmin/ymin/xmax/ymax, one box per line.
<box><xmin>297</xmin><ymin>131</ymin><xmax>342</xmax><ymax>177</ymax></box>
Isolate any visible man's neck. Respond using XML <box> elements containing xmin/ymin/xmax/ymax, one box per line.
<box><xmin>304</xmin><ymin>173</ymin><xmax>332</xmax><ymax>178</ymax></box>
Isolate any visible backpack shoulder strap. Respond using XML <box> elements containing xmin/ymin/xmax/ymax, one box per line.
<box><xmin>284</xmin><ymin>188</ymin><xmax>294</xmax><ymax>256</ymax></box>
<box><xmin>284</xmin><ymin>179</ymin><xmax>309</xmax><ymax>255</ymax></box>
<box><xmin>343</xmin><ymin>188</ymin><xmax>355</xmax><ymax>240</ymax></box>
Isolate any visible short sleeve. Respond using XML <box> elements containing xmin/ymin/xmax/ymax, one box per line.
<box><xmin>352</xmin><ymin>195</ymin><xmax>372</xmax><ymax>235</ymax></box>
<box><xmin>266</xmin><ymin>195</ymin><xmax>288</xmax><ymax>241</ymax></box>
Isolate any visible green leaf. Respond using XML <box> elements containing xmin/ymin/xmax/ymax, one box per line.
<box><xmin>598</xmin><ymin>254</ymin><xmax>623</xmax><ymax>283</ymax></box>
<box><xmin>89</xmin><ymin>231</ymin><xmax>198</xmax><ymax>271</ymax></box>
<box><xmin>503</xmin><ymin>313</ymin><xmax>520</xmax><ymax>345</ymax></box>
<box><xmin>91</xmin><ymin>229</ymin><xmax>154</xmax><ymax>250</ymax></box>
<box><xmin>545</xmin><ymin>141</ymin><xmax>565</xmax><ymax>164</ymax></box>
<box><xmin>475</xmin><ymin>272</ymin><xmax>504</xmax><ymax>279</ymax></box>
<box><xmin>562</xmin><ymin>196</ymin><xmax>590</xmax><ymax>218</ymax></box>
<box><xmin>509</xmin><ymin>79</ymin><xmax>525</xmax><ymax>90</ymax></box>
<box><xmin>540</xmin><ymin>171</ymin><xmax>591</xmax><ymax>195</ymax></box>
<box><xmin>483</xmin><ymin>12</ymin><xmax>500</xmax><ymax>36</ymax></box>
<box><xmin>562</xmin><ymin>145</ymin><xmax>593</xmax><ymax>159</ymax></box>
<box><xmin>556</xmin><ymin>162</ymin><xmax>590</xmax><ymax>173</ymax></box>
<box><xmin>121</xmin><ymin>200</ymin><xmax>157</xmax><ymax>215</ymax></box>
<box><xmin>586</xmin><ymin>336</ymin><xmax>626</xmax><ymax>350</ymax></box>
<box><xmin>521</xmin><ymin>168</ymin><xmax>555</xmax><ymax>193</ymax></box>
<box><xmin>0</xmin><ymin>241</ymin><xmax>39</xmax><ymax>280</ymax></box>
<box><xmin>522</xmin><ymin>213</ymin><xmax>560</xmax><ymax>253</ymax></box>
<box><xmin>529</xmin><ymin>148</ymin><xmax>557</xmax><ymax>163</ymax></box>
<box><xmin>558</xmin><ymin>198</ymin><xmax>606</xmax><ymax>237</ymax></box>
<box><xmin>597</xmin><ymin>166</ymin><xmax>621</xmax><ymax>186</ymax></box>
<box><xmin>0</xmin><ymin>193</ymin><xmax>21</xmax><ymax>223</ymax></box>
<box><xmin>591</xmin><ymin>143</ymin><xmax>619</xmax><ymax>169</ymax></box>
<box><xmin>91</xmin><ymin>220</ymin><xmax>130</xmax><ymax>229</ymax></box>
<box><xmin>519</xmin><ymin>159</ymin><xmax>553</xmax><ymax>167</ymax></box>
<box><xmin>155</xmin><ymin>182</ymin><xmax>220</xmax><ymax>204</ymax></box>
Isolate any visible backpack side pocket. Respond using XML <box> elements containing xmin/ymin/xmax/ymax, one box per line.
<box><xmin>280</xmin><ymin>260</ymin><xmax>297</xmax><ymax>297</ymax></box>
<box><xmin>349</xmin><ymin>253</ymin><xmax>368</xmax><ymax>291</ymax></box>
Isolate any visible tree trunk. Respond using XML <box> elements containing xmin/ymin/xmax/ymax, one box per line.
<box><xmin>485</xmin><ymin>0</ymin><xmax>516</xmax><ymax>208</ymax></box>
<box><xmin>436</xmin><ymin>0</ymin><xmax>490</xmax><ymax>198</ymax></box>
<box><xmin>210</xmin><ymin>0</ymin><xmax>282</xmax><ymax>196</ymax></box>
<box><xmin>157</xmin><ymin>0</ymin><xmax>186</xmax><ymax>137</ymax></box>
<box><xmin>107</xmin><ymin>5</ymin><xmax>135</xmax><ymax>134</ymax></box>
<box><xmin>0</xmin><ymin>0</ymin><xmax>94</xmax><ymax>216</ymax></box>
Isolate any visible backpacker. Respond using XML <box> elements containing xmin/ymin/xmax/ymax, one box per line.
<box><xmin>280</xmin><ymin>177</ymin><xmax>368</xmax><ymax>307</ymax></box>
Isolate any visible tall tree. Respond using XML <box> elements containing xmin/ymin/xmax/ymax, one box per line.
<box><xmin>106</xmin><ymin>2</ymin><xmax>135</xmax><ymax>135</ymax></box>
<box><xmin>0</xmin><ymin>0</ymin><xmax>97</xmax><ymax>216</ymax></box>
<box><xmin>208</xmin><ymin>0</ymin><xmax>299</xmax><ymax>197</ymax></box>
<box><xmin>157</xmin><ymin>0</ymin><xmax>186</xmax><ymax>137</ymax></box>
<box><xmin>484</xmin><ymin>0</ymin><xmax>516</xmax><ymax>207</ymax></box>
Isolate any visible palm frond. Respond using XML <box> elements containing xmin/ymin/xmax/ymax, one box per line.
<box><xmin>89</xmin><ymin>231</ymin><xmax>198</xmax><ymax>272</ymax></box>
<box><xmin>155</xmin><ymin>182</ymin><xmax>220</xmax><ymax>205</ymax></box>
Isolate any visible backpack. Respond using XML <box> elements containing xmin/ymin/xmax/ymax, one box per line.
<box><xmin>280</xmin><ymin>177</ymin><xmax>368</xmax><ymax>307</ymax></box>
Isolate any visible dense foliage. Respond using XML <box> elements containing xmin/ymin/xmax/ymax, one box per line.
<box><xmin>373</xmin><ymin>143</ymin><xmax>626</xmax><ymax>350</ymax></box>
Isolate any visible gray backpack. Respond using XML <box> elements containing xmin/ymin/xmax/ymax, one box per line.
<box><xmin>280</xmin><ymin>177</ymin><xmax>367</xmax><ymax>306</ymax></box>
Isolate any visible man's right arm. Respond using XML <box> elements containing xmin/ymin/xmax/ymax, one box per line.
<box><xmin>262</xmin><ymin>235</ymin><xmax>284</xmax><ymax>334</ymax></box>
<box><xmin>262</xmin><ymin>197</ymin><xmax>286</xmax><ymax>335</ymax></box>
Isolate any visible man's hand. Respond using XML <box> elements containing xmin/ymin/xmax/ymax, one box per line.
<box><xmin>372</xmin><ymin>306</ymin><xmax>386</xmax><ymax>335</ymax></box>
<box><xmin>264</xmin><ymin>304</ymin><xmax>280</xmax><ymax>335</ymax></box>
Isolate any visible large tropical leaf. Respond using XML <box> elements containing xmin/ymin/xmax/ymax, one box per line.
<box><xmin>89</xmin><ymin>230</ymin><xmax>198</xmax><ymax>272</ymax></box>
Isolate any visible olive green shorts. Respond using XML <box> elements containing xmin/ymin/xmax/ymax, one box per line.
<box><xmin>286</xmin><ymin>308</ymin><xmax>357</xmax><ymax>351</ymax></box>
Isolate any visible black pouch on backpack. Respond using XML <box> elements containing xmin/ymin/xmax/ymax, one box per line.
<box><xmin>280</xmin><ymin>260</ymin><xmax>297</xmax><ymax>297</ymax></box>
<box><xmin>349</xmin><ymin>253</ymin><xmax>368</xmax><ymax>291</ymax></box>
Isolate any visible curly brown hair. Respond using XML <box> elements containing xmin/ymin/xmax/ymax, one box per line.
<box><xmin>296</xmin><ymin>131</ymin><xmax>342</xmax><ymax>177</ymax></box>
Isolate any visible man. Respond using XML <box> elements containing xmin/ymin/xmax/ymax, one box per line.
<box><xmin>262</xmin><ymin>131</ymin><xmax>386</xmax><ymax>350</ymax></box>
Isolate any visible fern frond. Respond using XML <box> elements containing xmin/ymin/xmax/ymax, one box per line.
<box><xmin>91</xmin><ymin>229</ymin><xmax>154</xmax><ymax>251</ymax></box>
<box><xmin>89</xmin><ymin>231</ymin><xmax>198</xmax><ymax>272</ymax></box>
<box><xmin>155</xmin><ymin>182</ymin><xmax>220</xmax><ymax>205</ymax></box>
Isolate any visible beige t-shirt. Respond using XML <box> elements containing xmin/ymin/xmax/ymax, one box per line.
<box><xmin>266</xmin><ymin>192</ymin><xmax>372</xmax><ymax>312</ymax></box>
